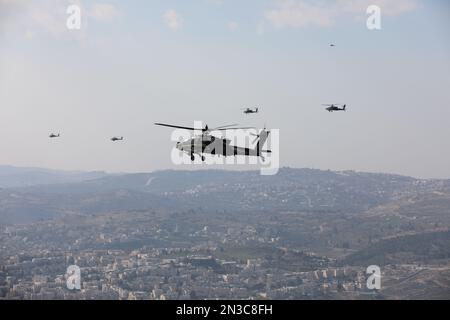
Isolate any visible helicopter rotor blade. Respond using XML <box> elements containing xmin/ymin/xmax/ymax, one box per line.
<box><xmin>211</xmin><ymin>124</ymin><xmax>239</xmax><ymax>130</ymax></box>
<box><xmin>249</xmin><ymin>132</ymin><xmax>260</xmax><ymax>144</ymax></box>
<box><xmin>250</xmin><ymin>133</ymin><xmax>259</xmax><ymax>144</ymax></box>
<box><xmin>215</xmin><ymin>127</ymin><xmax>255</xmax><ymax>131</ymax></box>
<box><xmin>154</xmin><ymin>123</ymin><xmax>204</xmax><ymax>131</ymax></box>
<box><xmin>155</xmin><ymin>123</ymin><xmax>255</xmax><ymax>133</ymax></box>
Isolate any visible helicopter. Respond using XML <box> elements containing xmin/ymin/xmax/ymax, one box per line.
<box><xmin>154</xmin><ymin>122</ymin><xmax>272</xmax><ymax>162</ymax></box>
<box><xmin>322</xmin><ymin>104</ymin><xmax>347</xmax><ymax>112</ymax></box>
<box><xmin>111</xmin><ymin>136</ymin><xmax>124</xmax><ymax>142</ymax></box>
<box><xmin>242</xmin><ymin>107</ymin><xmax>259</xmax><ymax>115</ymax></box>
<box><xmin>49</xmin><ymin>133</ymin><xmax>60</xmax><ymax>138</ymax></box>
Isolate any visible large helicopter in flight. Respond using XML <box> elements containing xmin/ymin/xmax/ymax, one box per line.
<box><xmin>49</xmin><ymin>133</ymin><xmax>60</xmax><ymax>138</ymax></box>
<box><xmin>242</xmin><ymin>107</ymin><xmax>259</xmax><ymax>115</ymax></box>
<box><xmin>155</xmin><ymin>122</ymin><xmax>272</xmax><ymax>162</ymax></box>
<box><xmin>111</xmin><ymin>136</ymin><xmax>124</xmax><ymax>142</ymax></box>
<box><xmin>322</xmin><ymin>104</ymin><xmax>347</xmax><ymax>112</ymax></box>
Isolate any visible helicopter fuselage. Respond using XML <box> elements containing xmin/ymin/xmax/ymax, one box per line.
<box><xmin>176</xmin><ymin>131</ymin><xmax>269</xmax><ymax>161</ymax></box>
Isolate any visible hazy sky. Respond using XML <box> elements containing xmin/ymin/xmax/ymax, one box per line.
<box><xmin>1</xmin><ymin>0</ymin><xmax>449</xmax><ymax>178</ymax></box>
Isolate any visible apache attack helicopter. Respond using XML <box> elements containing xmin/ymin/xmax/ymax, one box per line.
<box><xmin>322</xmin><ymin>104</ymin><xmax>347</xmax><ymax>112</ymax></box>
<box><xmin>242</xmin><ymin>107</ymin><xmax>259</xmax><ymax>115</ymax></box>
<box><xmin>154</xmin><ymin>122</ymin><xmax>272</xmax><ymax>162</ymax></box>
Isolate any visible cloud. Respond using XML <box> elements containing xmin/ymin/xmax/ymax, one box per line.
<box><xmin>264</xmin><ymin>0</ymin><xmax>419</xmax><ymax>29</ymax></box>
<box><xmin>227</xmin><ymin>21</ymin><xmax>239</xmax><ymax>32</ymax></box>
<box><xmin>163</xmin><ymin>9</ymin><xmax>183</xmax><ymax>31</ymax></box>
<box><xmin>0</xmin><ymin>0</ymin><xmax>119</xmax><ymax>38</ymax></box>
<box><xmin>0</xmin><ymin>0</ymin><xmax>65</xmax><ymax>36</ymax></box>
<box><xmin>88</xmin><ymin>3</ymin><xmax>118</xmax><ymax>22</ymax></box>
<box><xmin>337</xmin><ymin>0</ymin><xmax>418</xmax><ymax>16</ymax></box>
<box><xmin>265</xmin><ymin>1</ymin><xmax>335</xmax><ymax>28</ymax></box>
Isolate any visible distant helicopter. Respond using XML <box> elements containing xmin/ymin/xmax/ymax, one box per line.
<box><xmin>155</xmin><ymin>122</ymin><xmax>271</xmax><ymax>162</ymax></box>
<box><xmin>242</xmin><ymin>107</ymin><xmax>259</xmax><ymax>115</ymax></box>
<box><xmin>49</xmin><ymin>133</ymin><xmax>60</xmax><ymax>138</ymax></box>
<box><xmin>111</xmin><ymin>136</ymin><xmax>124</xmax><ymax>142</ymax></box>
<box><xmin>322</xmin><ymin>104</ymin><xmax>347</xmax><ymax>112</ymax></box>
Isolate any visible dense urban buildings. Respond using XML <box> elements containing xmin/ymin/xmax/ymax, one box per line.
<box><xmin>1</xmin><ymin>168</ymin><xmax>449</xmax><ymax>300</ymax></box>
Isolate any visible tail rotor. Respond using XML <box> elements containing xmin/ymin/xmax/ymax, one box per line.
<box><xmin>250</xmin><ymin>124</ymin><xmax>269</xmax><ymax>145</ymax></box>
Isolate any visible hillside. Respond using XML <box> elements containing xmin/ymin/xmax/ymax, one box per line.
<box><xmin>1</xmin><ymin>167</ymin><xmax>449</xmax><ymax>226</ymax></box>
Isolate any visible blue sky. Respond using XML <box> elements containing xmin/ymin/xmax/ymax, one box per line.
<box><xmin>1</xmin><ymin>0</ymin><xmax>449</xmax><ymax>178</ymax></box>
